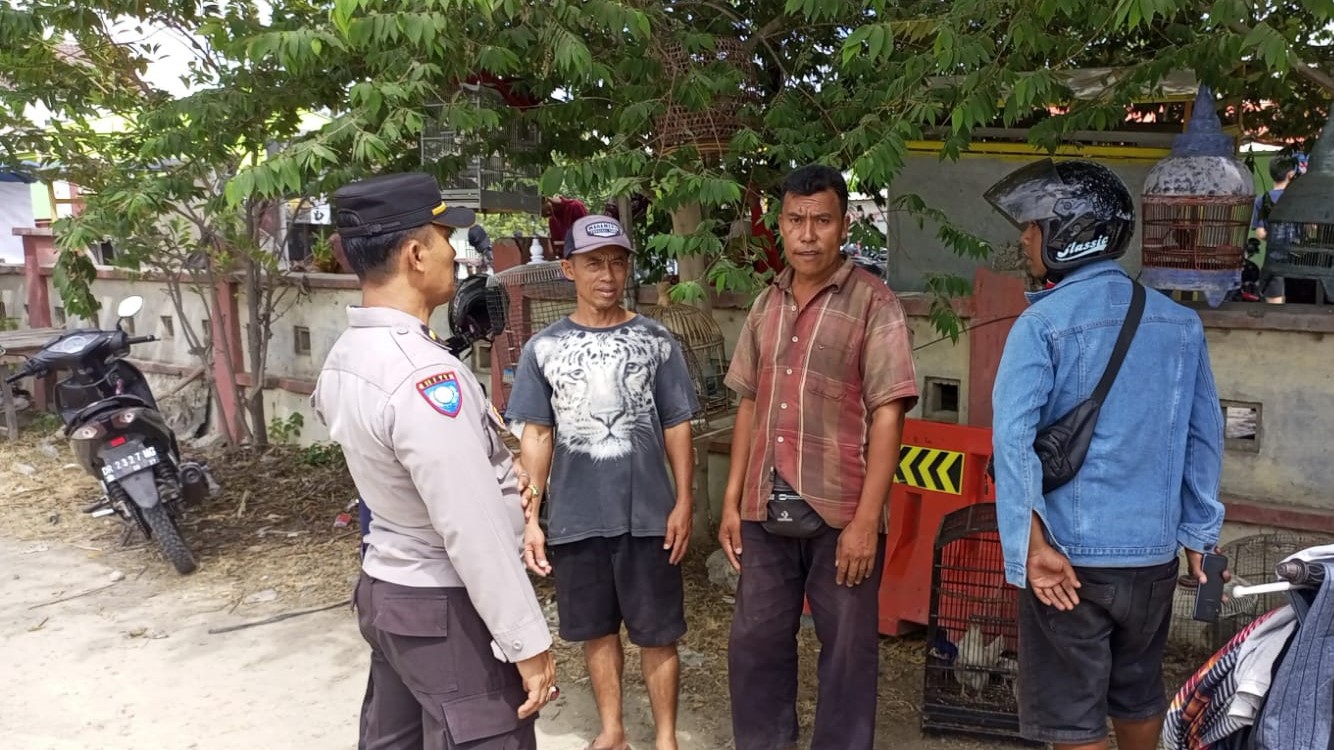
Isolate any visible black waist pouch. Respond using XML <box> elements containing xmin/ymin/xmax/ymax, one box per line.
<box><xmin>762</xmin><ymin>472</ymin><xmax>829</xmax><ymax>538</ymax></box>
<box><xmin>1035</xmin><ymin>281</ymin><xmax>1144</xmax><ymax>493</ymax></box>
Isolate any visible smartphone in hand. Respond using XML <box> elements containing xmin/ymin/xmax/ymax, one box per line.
<box><xmin>1192</xmin><ymin>552</ymin><xmax>1229</xmax><ymax>623</ymax></box>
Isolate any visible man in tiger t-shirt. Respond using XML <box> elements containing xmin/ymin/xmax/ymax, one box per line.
<box><xmin>506</xmin><ymin>214</ymin><xmax>700</xmax><ymax>750</ymax></box>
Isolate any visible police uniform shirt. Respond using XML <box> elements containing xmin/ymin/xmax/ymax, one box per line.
<box><xmin>312</xmin><ymin>305</ymin><xmax>551</xmax><ymax>663</ymax></box>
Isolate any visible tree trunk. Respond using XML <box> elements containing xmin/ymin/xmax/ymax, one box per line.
<box><xmin>671</xmin><ymin>202</ymin><xmax>712</xmax><ymax>313</ymax></box>
<box><xmin>244</xmin><ymin>256</ymin><xmax>268</xmax><ymax>446</ymax></box>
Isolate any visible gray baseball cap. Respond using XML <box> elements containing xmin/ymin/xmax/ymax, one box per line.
<box><xmin>563</xmin><ymin>214</ymin><xmax>633</xmax><ymax>258</ymax></box>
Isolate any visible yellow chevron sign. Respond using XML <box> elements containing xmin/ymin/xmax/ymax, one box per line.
<box><xmin>894</xmin><ymin>445</ymin><xmax>964</xmax><ymax>495</ymax></box>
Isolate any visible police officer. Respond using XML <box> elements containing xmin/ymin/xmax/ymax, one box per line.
<box><xmin>313</xmin><ymin>172</ymin><xmax>556</xmax><ymax>750</ymax></box>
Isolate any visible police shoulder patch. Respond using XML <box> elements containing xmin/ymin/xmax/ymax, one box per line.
<box><xmin>416</xmin><ymin>371</ymin><xmax>463</xmax><ymax>417</ymax></box>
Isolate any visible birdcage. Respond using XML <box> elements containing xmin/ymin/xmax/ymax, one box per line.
<box><xmin>1265</xmin><ymin>107</ymin><xmax>1334</xmax><ymax>303</ymax></box>
<box><xmin>1169</xmin><ymin>531</ymin><xmax>1327</xmax><ymax>655</ymax></box>
<box><xmin>653</xmin><ymin>37</ymin><xmax>758</xmax><ymax>157</ymax></box>
<box><xmin>420</xmin><ymin>82</ymin><xmax>541</xmax><ymax>214</ymax></box>
<box><xmin>641</xmin><ymin>303</ymin><xmax>731</xmax><ymax>423</ymax></box>
<box><xmin>1140</xmin><ymin>86</ymin><xmax>1254</xmax><ymax>307</ymax></box>
<box><xmin>483</xmin><ymin>261</ymin><xmax>639</xmax><ymax>411</ymax></box>
<box><xmin>922</xmin><ymin>503</ymin><xmax>1026</xmax><ymax>741</ymax></box>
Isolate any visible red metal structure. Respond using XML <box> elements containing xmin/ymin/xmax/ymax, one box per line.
<box><xmin>878</xmin><ymin>418</ymin><xmax>997</xmax><ymax>636</ymax></box>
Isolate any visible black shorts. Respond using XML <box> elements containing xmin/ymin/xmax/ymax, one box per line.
<box><xmin>551</xmin><ymin>534</ymin><xmax>686</xmax><ymax>647</ymax></box>
<box><xmin>1016</xmin><ymin>560</ymin><xmax>1179</xmax><ymax>745</ymax></box>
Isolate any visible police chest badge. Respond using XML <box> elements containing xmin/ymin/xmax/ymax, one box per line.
<box><xmin>416</xmin><ymin>371</ymin><xmax>463</xmax><ymax>418</ymax></box>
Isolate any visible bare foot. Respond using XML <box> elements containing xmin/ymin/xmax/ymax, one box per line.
<box><xmin>588</xmin><ymin>731</ymin><xmax>629</xmax><ymax>750</ymax></box>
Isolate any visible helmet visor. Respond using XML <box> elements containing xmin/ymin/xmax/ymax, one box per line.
<box><xmin>983</xmin><ymin>158</ymin><xmax>1065</xmax><ymax>229</ymax></box>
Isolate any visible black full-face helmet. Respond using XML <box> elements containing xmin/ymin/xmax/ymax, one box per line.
<box><xmin>983</xmin><ymin>158</ymin><xmax>1136</xmax><ymax>274</ymax></box>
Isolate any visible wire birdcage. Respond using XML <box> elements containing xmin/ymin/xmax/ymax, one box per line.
<box><xmin>420</xmin><ymin>83</ymin><xmax>541</xmax><ymax>213</ymax></box>
<box><xmin>1170</xmin><ymin>531</ymin><xmax>1327</xmax><ymax>654</ymax></box>
<box><xmin>484</xmin><ymin>261</ymin><xmax>639</xmax><ymax>411</ymax></box>
<box><xmin>485</xmin><ymin>262</ymin><xmax>576</xmax><ymax>411</ymax></box>
<box><xmin>922</xmin><ymin>503</ymin><xmax>1026</xmax><ymax>741</ymax></box>
<box><xmin>1265</xmin><ymin>223</ymin><xmax>1334</xmax><ymax>300</ymax></box>
<box><xmin>641</xmin><ymin>303</ymin><xmax>731</xmax><ymax>423</ymax></box>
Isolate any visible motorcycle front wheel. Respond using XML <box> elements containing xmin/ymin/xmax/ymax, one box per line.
<box><xmin>141</xmin><ymin>503</ymin><xmax>197</xmax><ymax>575</ymax></box>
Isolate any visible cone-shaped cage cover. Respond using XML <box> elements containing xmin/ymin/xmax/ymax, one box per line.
<box><xmin>1143</xmin><ymin>86</ymin><xmax>1252</xmax><ymax>197</ymax></box>
<box><xmin>1269</xmin><ymin>106</ymin><xmax>1334</xmax><ymax>226</ymax></box>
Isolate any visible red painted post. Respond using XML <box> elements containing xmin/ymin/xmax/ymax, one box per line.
<box><xmin>19</xmin><ymin>229</ymin><xmax>55</xmax><ymax>410</ymax></box>
<box><xmin>967</xmin><ymin>267</ymin><xmax>1028</xmax><ymax>428</ymax></box>
<box><xmin>210</xmin><ymin>276</ymin><xmax>245</xmax><ymax>444</ymax></box>
<box><xmin>19</xmin><ymin>229</ymin><xmax>53</xmax><ymax>328</ymax></box>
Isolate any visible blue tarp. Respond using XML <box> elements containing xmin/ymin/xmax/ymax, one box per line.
<box><xmin>0</xmin><ymin>160</ymin><xmax>39</xmax><ymax>183</ymax></box>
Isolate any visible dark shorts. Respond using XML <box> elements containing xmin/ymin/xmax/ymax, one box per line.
<box><xmin>1016</xmin><ymin>559</ymin><xmax>1179</xmax><ymax>745</ymax></box>
<box><xmin>551</xmin><ymin>534</ymin><xmax>686</xmax><ymax>647</ymax></box>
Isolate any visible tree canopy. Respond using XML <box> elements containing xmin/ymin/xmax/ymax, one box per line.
<box><xmin>1</xmin><ymin>0</ymin><xmax>1330</xmax><ymax>312</ymax></box>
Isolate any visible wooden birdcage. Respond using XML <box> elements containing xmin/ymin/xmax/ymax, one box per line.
<box><xmin>653</xmin><ymin>37</ymin><xmax>758</xmax><ymax>157</ymax></box>
<box><xmin>642</xmin><ymin>303</ymin><xmax>730</xmax><ymax>422</ymax></box>
<box><xmin>1141</xmin><ymin>196</ymin><xmax>1252</xmax><ymax>270</ymax></box>
<box><xmin>1140</xmin><ymin>86</ymin><xmax>1254</xmax><ymax>307</ymax></box>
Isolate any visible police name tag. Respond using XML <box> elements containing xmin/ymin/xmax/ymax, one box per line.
<box><xmin>416</xmin><ymin>371</ymin><xmax>463</xmax><ymax>418</ymax></box>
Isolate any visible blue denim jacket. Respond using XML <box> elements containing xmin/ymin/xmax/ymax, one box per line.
<box><xmin>992</xmin><ymin>261</ymin><xmax>1225</xmax><ymax>588</ymax></box>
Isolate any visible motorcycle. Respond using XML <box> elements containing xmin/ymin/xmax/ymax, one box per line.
<box><xmin>3</xmin><ymin>295</ymin><xmax>216</xmax><ymax>574</ymax></box>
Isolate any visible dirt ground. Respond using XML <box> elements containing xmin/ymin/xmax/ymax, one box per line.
<box><xmin>0</xmin><ymin>416</ymin><xmax>1198</xmax><ymax>749</ymax></box>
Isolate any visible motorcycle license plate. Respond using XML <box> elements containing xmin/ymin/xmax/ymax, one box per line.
<box><xmin>101</xmin><ymin>446</ymin><xmax>160</xmax><ymax>481</ymax></box>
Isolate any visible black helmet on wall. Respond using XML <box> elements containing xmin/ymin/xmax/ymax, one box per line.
<box><xmin>983</xmin><ymin>158</ymin><xmax>1136</xmax><ymax>273</ymax></box>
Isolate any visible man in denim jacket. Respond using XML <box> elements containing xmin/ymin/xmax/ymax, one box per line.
<box><xmin>987</xmin><ymin>159</ymin><xmax>1226</xmax><ymax>750</ymax></box>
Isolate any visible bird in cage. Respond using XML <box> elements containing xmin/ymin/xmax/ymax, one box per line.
<box><xmin>928</xmin><ymin>627</ymin><xmax>959</xmax><ymax>669</ymax></box>
<box><xmin>954</xmin><ymin>622</ymin><xmax>1005</xmax><ymax>698</ymax></box>
<box><xmin>996</xmin><ymin>654</ymin><xmax>1019</xmax><ymax>702</ymax></box>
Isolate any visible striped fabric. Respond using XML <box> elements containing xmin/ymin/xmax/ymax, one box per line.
<box><xmin>1163</xmin><ymin>607</ymin><xmax>1284</xmax><ymax>750</ymax></box>
<box><xmin>724</xmin><ymin>260</ymin><xmax>918</xmax><ymax>529</ymax></box>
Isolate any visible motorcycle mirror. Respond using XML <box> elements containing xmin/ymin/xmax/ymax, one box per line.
<box><xmin>116</xmin><ymin>296</ymin><xmax>145</xmax><ymax>320</ymax></box>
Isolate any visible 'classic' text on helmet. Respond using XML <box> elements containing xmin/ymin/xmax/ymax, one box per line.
<box><xmin>983</xmin><ymin>158</ymin><xmax>1136</xmax><ymax>273</ymax></box>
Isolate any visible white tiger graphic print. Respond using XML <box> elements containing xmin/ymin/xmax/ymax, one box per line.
<box><xmin>533</xmin><ymin>325</ymin><xmax>672</xmax><ymax>461</ymax></box>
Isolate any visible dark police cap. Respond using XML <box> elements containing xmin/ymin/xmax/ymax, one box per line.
<box><xmin>331</xmin><ymin>172</ymin><xmax>475</xmax><ymax>238</ymax></box>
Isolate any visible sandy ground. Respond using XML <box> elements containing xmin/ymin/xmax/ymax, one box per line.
<box><xmin>1</xmin><ymin>538</ymin><xmax>689</xmax><ymax>750</ymax></box>
<box><xmin>2</xmin><ymin>535</ymin><xmax>1012</xmax><ymax>750</ymax></box>
<box><xmin>2</xmin><ymin>418</ymin><xmax>1197</xmax><ymax>749</ymax></box>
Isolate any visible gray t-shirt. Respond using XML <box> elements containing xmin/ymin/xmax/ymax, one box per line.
<box><xmin>505</xmin><ymin>315</ymin><xmax>699</xmax><ymax>545</ymax></box>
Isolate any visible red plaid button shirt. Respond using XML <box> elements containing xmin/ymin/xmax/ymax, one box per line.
<box><xmin>725</xmin><ymin>260</ymin><xmax>919</xmax><ymax>529</ymax></box>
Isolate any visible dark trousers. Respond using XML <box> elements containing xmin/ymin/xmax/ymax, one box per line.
<box><xmin>354</xmin><ymin>574</ymin><xmax>537</xmax><ymax>750</ymax></box>
<box><xmin>727</xmin><ymin>521</ymin><xmax>886</xmax><ymax>750</ymax></box>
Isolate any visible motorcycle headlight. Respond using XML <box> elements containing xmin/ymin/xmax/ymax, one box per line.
<box><xmin>113</xmin><ymin>410</ymin><xmax>138</xmax><ymax>426</ymax></box>
<box><xmin>72</xmin><ymin>425</ymin><xmax>100</xmax><ymax>440</ymax></box>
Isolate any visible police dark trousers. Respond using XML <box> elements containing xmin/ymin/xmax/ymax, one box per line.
<box><xmin>354</xmin><ymin>573</ymin><xmax>537</xmax><ymax>750</ymax></box>
<box><xmin>727</xmin><ymin>521</ymin><xmax>886</xmax><ymax>750</ymax></box>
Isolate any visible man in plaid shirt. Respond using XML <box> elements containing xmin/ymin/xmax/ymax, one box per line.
<box><xmin>720</xmin><ymin>164</ymin><xmax>919</xmax><ymax>750</ymax></box>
